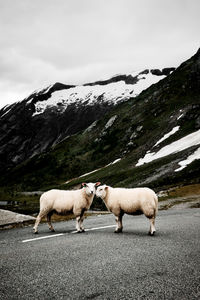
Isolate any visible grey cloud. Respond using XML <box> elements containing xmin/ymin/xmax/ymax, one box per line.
<box><xmin>0</xmin><ymin>0</ymin><xmax>199</xmax><ymax>108</ymax></box>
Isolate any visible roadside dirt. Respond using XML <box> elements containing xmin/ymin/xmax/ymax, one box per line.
<box><xmin>158</xmin><ymin>194</ymin><xmax>200</xmax><ymax>210</ymax></box>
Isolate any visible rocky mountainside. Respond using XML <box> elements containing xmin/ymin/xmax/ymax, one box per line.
<box><xmin>0</xmin><ymin>49</ymin><xmax>200</xmax><ymax>209</ymax></box>
<box><xmin>0</xmin><ymin>68</ymin><xmax>174</xmax><ymax>174</ymax></box>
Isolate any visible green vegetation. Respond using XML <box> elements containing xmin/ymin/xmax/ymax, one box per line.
<box><xmin>0</xmin><ymin>189</ymin><xmax>40</xmax><ymax>214</ymax></box>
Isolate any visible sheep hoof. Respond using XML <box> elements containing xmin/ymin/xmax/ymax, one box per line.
<box><xmin>50</xmin><ymin>228</ymin><xmax>55</xmax><ymax>232</ymax></box>
<box><xmin>34</xmin><ymin>231</ymin><xmax>38</xmax><ymax>234</ymax></box>
<box><xmin>115</xmin><ymin>228</ymin><xmax>123</xmax><ymax>233</ymax></box>
<box><xmin>81</xmin><ymin>229</ymin><xmax>85</xmax><ymax>232</ymax></box>
<box><xmin>77</xmin><ymin>230</ymin><xmax>82</xmax><ymax>233</ymax></box>
<box><xmin>149</xmin><ymin>231</ymin><xmax>155</xmax><ymax>236</ymax></box>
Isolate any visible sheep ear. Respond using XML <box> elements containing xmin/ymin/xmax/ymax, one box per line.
<box><xmin>95</xmin><ymin>182</ymin><xmax>101</xmax><ymax>187</ymax></box>
<box><xmin>82</xmin><ymin>183</ymin><xmax>87</xmax><ymax>187</ymax></box>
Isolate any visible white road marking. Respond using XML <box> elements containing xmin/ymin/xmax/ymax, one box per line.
<box><xmin>71</xmin><ymin>224</ymin><xmax>116</xmax><ymax>234</ymax></box>
<box><xmin>22</xmin><ymin>233</ymin><xmax>64</xmax><ymax>243</ymax></box>
<box><xmin>22</xmin><ymin>225</ymin><xmax>116</xmax><ymax>243</ymax></box>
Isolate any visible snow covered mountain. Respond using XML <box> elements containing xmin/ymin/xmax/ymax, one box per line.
<box><xmin>1</xmin><ymin>47</ymin><xmax>200</xmax><ymax>199</ymax></box>
<box><xmin>32</xmin><ymin>69</ymin><xmax>173</xmax><ymax>116</ymax></box>
<box><xmin>0</xmin><ymin>68</ymin><xmax>174</xmax><ymax>172</ymax></box>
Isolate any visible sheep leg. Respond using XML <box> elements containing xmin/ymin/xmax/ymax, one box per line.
<box><xmin>76</xmin><ymin>216</ymin><xmax>82</xmax><ymax>233</ymax></box>
<box><xmin>80</xmin><ymin>215</ymin><xmax>85</xmax><ymax>232</ymax></box>
<box><xmin>76</xmin><ymin>214</ymin><xmax>85</xmax><ymax>233</ymax></box>
<box><xmin>76</xmin><ymin>209</ymin><xmax>86</xmax><ymax>232</ymax></box>
<box><xmin>33</xmin><ymin>210</ymin><xmax>47</xmax><ymax>234</ymax></box>
<box><xmin>149</xmin><ymin>217</ymin><xmax>156</xmax><ymax>236</ymax></box>
<box><xmin>114</xmin><ymin>213</ymin><xmax>123</xmax><ymax>233</ymax></box>
<box><xmin>47</xmin><ymin>212</ymin><xmax>55</xmax><ymax>232</ymax></box>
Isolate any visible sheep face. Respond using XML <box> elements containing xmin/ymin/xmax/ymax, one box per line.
<box><xmin>96</xmin><ymin>185</ymin><xmax>108</xmax><ymax>199</ymax></box>
<box><xmin>82</xmin><ymin>182</ymin><xmax>101</xmax><ymax>196</ymax></box>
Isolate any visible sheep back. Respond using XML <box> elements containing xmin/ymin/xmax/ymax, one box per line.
<box><xmin>107</xmin><ymin>187</ymin><xmax>158</xmax><ymax>217</ymax></box>
<box><xmin>40</xmin><ymin>189</ymin><xmax>86</xmax><ymax>214</ymax></box>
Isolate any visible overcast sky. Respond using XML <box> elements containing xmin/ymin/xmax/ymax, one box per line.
<box><xmin>0</xmin><ymin>0</ymin><xmax>199</xmax><ymax>108</ymax></box>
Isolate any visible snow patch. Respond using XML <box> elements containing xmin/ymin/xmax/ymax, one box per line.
<box><xmin>136</xmin><ymin>129</ymin><xmax>200</xmax><ymax>166</ymax></box>
<box><xmin>33</xmin><ymin>82</ymin><xmax>134</xmax><ymax>116</ymax></box>
<box><xmin>133</xmin><ymin>73</ymin><xmax>165</xmax><ymax>95</ymax></box>
<box><xmin>175</xmin><ymin>147</ymin><xmax>200</xmax><ymax>172</ymax></box>
<box><xmin>32</xmin><ymin>71</ymin><xmax>167</xmax><ymax>116</ymax></box>
<box><xmin>105</xmin><ymin>115</ymin><xmax>117</xmax><ymax>129</ymax></box>
<box><xmin>154</xmin><ymin>126</ymin><xmax>180</xmax><ymax>147</ymax></box>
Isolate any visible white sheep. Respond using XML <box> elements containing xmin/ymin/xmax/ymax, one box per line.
<box><xmin>96</xmin><ymin>185</ymin><xmax>158</xmax><ymax>235</ymax></box>
<box><xmin>33</xmin><ymin>182</ymin><xmax>101</xmax><ymax>234</ymax></box>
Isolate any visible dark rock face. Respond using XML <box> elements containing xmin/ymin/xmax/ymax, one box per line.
<box><xmin>27</xmin><ymin>82</ymin><xmax>75</xmax><ymax>104</ymax></box>
<box><xmin>84</xmin><ymin>74</ymin><xmax>139</xmax><ymax>86</ymax></box>
<box><xmin>150</xmin><ymin>69</ymin><xmax>163</xmax><ymax>76</ymax></box>
<box><xmin>84</xmin><ymin>68</ymin><xmax>176</xmax><ymax>86</ymax></box>
<box><xmin>0</xmin><ymin>96</ymin><xmax>113</xmax><ymax>173</ymax></box>
<box><xmin>150</xmin><ymin>68</ymin><xmax>175</xmax><ymax>76</ymax></box>
<box><xmin>162</xmin><ymin>68</ymin><xmax>176</xmax><ymax>75</ymax></box>
<box><xmin>139</xmin><ymin>69</ymin><xmax>149</xmax><ymax>75</ymax></box>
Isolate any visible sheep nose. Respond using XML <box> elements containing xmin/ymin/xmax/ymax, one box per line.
<box><xmin>91</xmin><ymin>191</ymin><xmax>93</xmax><ymax>194</ymax></box>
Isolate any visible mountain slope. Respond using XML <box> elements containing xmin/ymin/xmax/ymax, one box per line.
<box><xmin>0</xmin><ymin>69</ymin><xmax>172</xmax><ymax>174</ymax></box>
<box><xmin>1</xmin><ymin>49</ymin><xmax>199</xmax><ymax>199</ymax></box>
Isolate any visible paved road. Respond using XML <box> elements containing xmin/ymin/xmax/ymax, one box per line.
<box><xmin>0</xmin><ymin>208</ymin><xmax>200</xmax><ymax>300</ymax></box>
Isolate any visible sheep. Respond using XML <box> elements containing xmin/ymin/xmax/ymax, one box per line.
<box><xmin>33</xmin><ymin>182</ymin><xmax>101</xmax><ymax>234</ymax></box>
<box><xmin>96</xmin><ymin>185</ymin><xmax>158</xmax><ymax>235</ymax></box>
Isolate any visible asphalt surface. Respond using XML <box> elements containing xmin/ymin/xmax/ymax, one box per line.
<box><xmin>0</xmin><ymin>208</ymin><xmax>200</xmax><ymax>300</ymax></box>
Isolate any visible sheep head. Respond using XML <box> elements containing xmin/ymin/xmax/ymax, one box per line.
<box><xmin>82</xmin><ymin>182</ymin><xmax>101</xmax><ymax>196</ymax></box>
<box><xmin>96</xmin><ymin>185</ymin><xmax>108</xmax><ymax>199</ymax></box>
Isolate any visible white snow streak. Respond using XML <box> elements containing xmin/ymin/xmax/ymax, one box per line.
<box><xmin>33</xmin><ymin>84</ymin><xmax>53</xmax><ymax>96</ymax></box>
<box><xmin>154</xmin><ymin>126</ymin><xmax>180</xmax><ymax>146</ymax></box>
<box><xmin>26</xmin><ymin>98</ymin><xmax>33</xmax><ymax>105</ymax></box>
<box><xmin>65</xmin><ymin>158</ymin><xmax>121</xmax><ymax>183</ymax></box>
<box><xmin>175</xmin><ymin>147</ymin><xmax>200</xmax><ymax>172</ymax></box>
<box><xmin>43</xmin><ymin>84</ymin><xmax>53</xmax><ymax>94</ymax></box>
<box><xmin>79</xmin><ymin>168</ymin><xmax>100</xmax><ymax>178</ymax></box>
<box><xmin>136</xmin><ymin>129</ymin><xmax>200</xmax><ymax>166</ymax></box>
<box><xmin>0</xmin><ymin>107</ymin><xmax>12</xmax><ymax>118</ymax></box>
<box><xmin>177</xmin><ymin>113</ymin><xmax>184</xmax><ymax>120</ymax></box>
<box><xmin>105</xmin><ymin>115</ymin><xmax>117</xmax><ymax>129</ymax></box>
<box><xmin>79</xmin><ymin>158</ymin><xmax>121</xmax><ymax>178</ymax></box>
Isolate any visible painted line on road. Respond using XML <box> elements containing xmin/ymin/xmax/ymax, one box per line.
<box><xmin>71</xmin><ymin>224</ymin><xmax>116</xmax><ymax>233</ymax></box>
<box><xmin>21</xmin><ymin>225</ymin><xmax>116</xmax><ymax>243</ymax></box>
<box><xmin>22</xmin><ymin>233</ymin><xmax>64</xmax><ymax>243</ymax></box>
